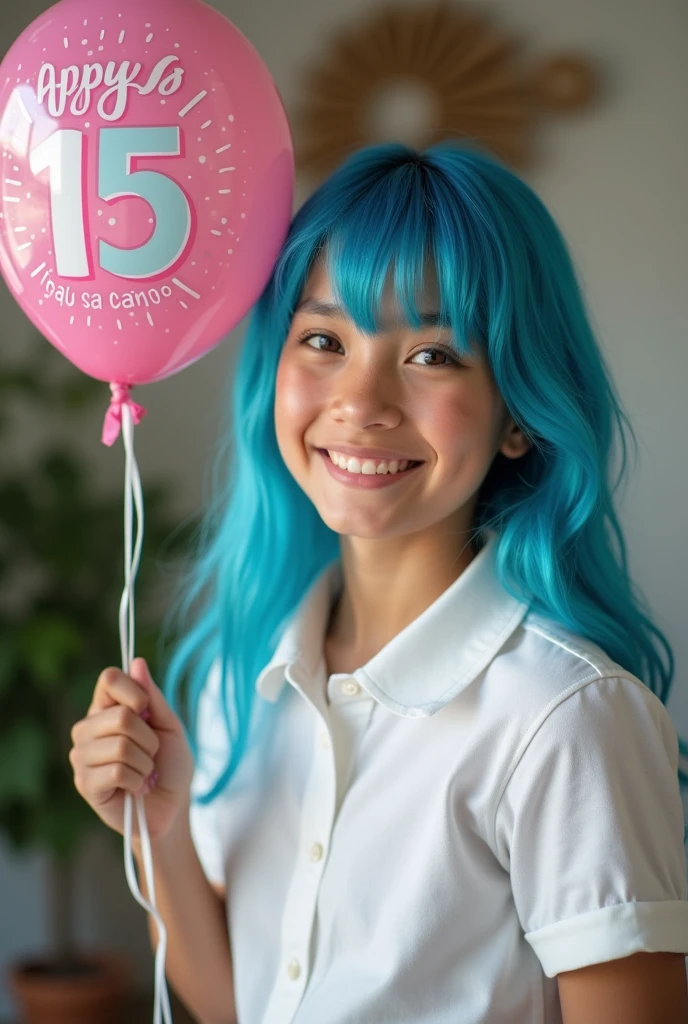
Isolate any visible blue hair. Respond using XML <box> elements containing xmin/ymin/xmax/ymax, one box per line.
<box><xmin>157</xmin><ymin>140</ymin><xmax>688</xmax><ymax>832</ymax></box>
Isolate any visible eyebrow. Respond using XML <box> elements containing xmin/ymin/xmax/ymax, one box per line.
<box><xmin>293</xmin><ymin>298</ymin><xmax>451</xmax><ymax>331</ymax></box>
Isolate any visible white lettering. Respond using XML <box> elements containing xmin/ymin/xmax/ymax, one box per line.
<box><xmin>138</xmin><ymin>56</ymin><xmax>181</xmax><ymax>95</ymax></box>
<box><xmin>37</xmin><ymin>64</ymin><xmax>56</xmax><ymax>113</ymax></box>
<box><xmin>109</xmin><ymin>286</ymin><xmax>171</xmax><ymax>308</ymax></box>
<box><xmin>38</xmin><ymin>63</ymin><xmax>79</xmax><ymax>116</ymax></box>
<box><xmin>71</xmin><ymin>63</ymin><xmax>104</xmax><ymax>117</ymax></box>
<box><xmin>99</xmin><ymin>60</ymin><xmax>142</xmax><ymax>121</ymax></box>
<box><xmin>160</xmin><ymin>67</ymin><xmax>184</xmax><ymax>95</ymax></box>
<box><xmin>43</xmin><ymin>282</ymin><xmax>76</xmax><ymax>307</ymax></box>
<box><xmin>36</xmin><ymin>55</ymin><xmax>185</xmax><ymax>123</ymax></box>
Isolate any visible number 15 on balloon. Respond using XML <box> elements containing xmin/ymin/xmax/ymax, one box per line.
<box><xmin>30</xmin><ymin>125</ymin><xmax>191</xmax><ymax>280</ymax></box>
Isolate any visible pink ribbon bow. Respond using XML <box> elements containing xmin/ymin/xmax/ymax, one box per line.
<box><xmin>101</xmin><ymin>382</ymin><xmax>148</xmax><ymax>447</ymax></box>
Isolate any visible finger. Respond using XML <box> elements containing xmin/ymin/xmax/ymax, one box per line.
<box><xmin>82</xmin><ymin>733</ymin><xmax>157</xmax><ymax>781</ymax></box>
<box><xmin>77</xmin><ymin>760</ymin><xmax>150</xmax><ymax>804</ymax></box>
<box><xmin>74</xmin><ymin>704</ymin><xmax>160</xmax><ymax>759</ymax></box>
<box><xmin>129</xmin><ymin>658</ymin><xmax>178</xmax><ymax>732</ymax></box>
<box><xmin>87</xmin><ymin>667</ymin><xmax>150</xmax><ymax>718</ymax></box>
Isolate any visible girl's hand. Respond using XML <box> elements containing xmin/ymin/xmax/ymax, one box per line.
<box><xmin>69</xmin><ymin>657</ymin><xmax>195</xmax><ymax>843</ymax></box>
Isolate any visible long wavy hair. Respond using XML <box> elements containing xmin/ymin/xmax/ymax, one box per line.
<box><xmin>157</xmin><ymin>139</ymin><xmax>688</xmax><ymax>818</ymax></box>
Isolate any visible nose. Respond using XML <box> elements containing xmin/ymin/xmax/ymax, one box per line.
<box><xmin>329</xmin><ymin>356</ymin><xmax>403</xmax><ymax>429</ymax></box>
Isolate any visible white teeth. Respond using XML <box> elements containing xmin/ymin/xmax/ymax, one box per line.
<box><xmin>327</xmin><ymin>450</ymin><xmax>411</xmax><ymax>475</ymax></box>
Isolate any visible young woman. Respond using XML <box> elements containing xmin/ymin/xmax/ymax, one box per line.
<box><xmin>71</xmin><ymin>140</ymin><xmax>688</xmax><ymax>1024</ymax></box>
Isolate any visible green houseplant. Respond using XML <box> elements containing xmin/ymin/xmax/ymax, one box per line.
<box><xmin>0</xmin><ymin>332</ymin><xmax>200</xmax><ymax>1022</ymax></box>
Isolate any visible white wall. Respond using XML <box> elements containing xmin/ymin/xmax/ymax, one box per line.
<box><xmin>1</xmin><ymin>0</ymin><xmax>687</xmax><ymax>1018</ymax></box>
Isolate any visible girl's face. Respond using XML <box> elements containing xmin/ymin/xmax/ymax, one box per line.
<box><xmin>274</xmin><ymin>257</ymin><xmax>529</xmax><ymax>543</ymax></box>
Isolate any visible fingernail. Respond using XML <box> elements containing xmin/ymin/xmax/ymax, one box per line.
<box><xmin>141</xmin><ymin>708</ymin><xmax>152</xmax><ymax>722</ymax></box>
<box><xmin>139</xmin><ymin>770</ymin><xmax>158</xmax><ymax>798</ymax></box>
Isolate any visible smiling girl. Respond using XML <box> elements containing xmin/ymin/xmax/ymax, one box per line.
<box><xmin>73</xmin><ymin>140</ymin><xmax>688</xmax><ymax>1024</ymax></box>
<box><xmin>273</xmin><ymin>254</ymin><xmax>531</xmax><ymax>676</ymax></box>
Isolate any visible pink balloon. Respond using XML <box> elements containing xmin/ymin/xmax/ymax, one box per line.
<box><xmin>0</xmin><ymin>0</ymin><xmax>294</xmax><ymax>385</ymax></box>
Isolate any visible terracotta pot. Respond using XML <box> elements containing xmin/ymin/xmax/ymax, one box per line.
<box><xmin>7</xmin><ymin>950</ymin><xmax>134</xmax><ymax>1024</ymax></box>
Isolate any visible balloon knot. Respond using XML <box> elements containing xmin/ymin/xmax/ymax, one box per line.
<box><xmin>101</xmin><ymin>382</ymin><xmax>148</xmax><ymax>446</ymax></box>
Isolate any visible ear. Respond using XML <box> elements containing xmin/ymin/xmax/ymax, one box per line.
<box><xmin>499</xmin><ymin>416</ymin><xmax>531</xmax><ymax>460</ymax></box>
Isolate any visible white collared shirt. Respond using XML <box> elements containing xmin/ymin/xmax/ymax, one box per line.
<box><xmin>189</xmin><ymin>529</ymin><xmax>688</xmax><ymax>1024</ymax></box>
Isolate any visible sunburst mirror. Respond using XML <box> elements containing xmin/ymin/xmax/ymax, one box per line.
<box><xmin>291</xmin><ymin>0</ymin><xmax>599</xmax><ymax>183</ymax></box>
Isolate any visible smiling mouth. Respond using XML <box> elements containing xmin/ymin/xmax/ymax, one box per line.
<box><xmin>316</xmin><ymin>448</ymin><xmax>424</xmax><ymax>474</ymax></box>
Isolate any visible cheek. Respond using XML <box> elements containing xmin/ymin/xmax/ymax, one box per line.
<box><xmin>420</xmin><ymin>392</ymin><xmax>504</xmax><ymax>493</ymax></box>
<box><xmin>274</xmin><ymin>360</ymin><xmax>317</xmax><ymax>453</ymax></box>
<box><xmin>417</xmin><ymin>389</ymin><xmax>495</xmax><ymax>459</ymax></box>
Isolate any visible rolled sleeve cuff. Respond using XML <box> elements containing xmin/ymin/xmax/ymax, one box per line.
<box><xmin>525</xmin><ymin>900</ymin><xmax>688</xmax><ymax>977</ymax></box>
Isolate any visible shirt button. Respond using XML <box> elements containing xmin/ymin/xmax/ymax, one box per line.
<box><xmin>287</xmin><ymin>959</ymin><xmax>301</xmax><ymax>981</ymax></box>
<box><xmin>342</xmin><ymin>680</ymin><xmax>360</xmax><ymax>697</ymax></box>
<box><xmin>309</xmin><ymin>842</ymin><xmax>324</xmax><ymax>862</ymax></box>
<box><xmin>319</xmin><ymin>730</ymin><xmax>331</xmax><ymax>748</ymax></box>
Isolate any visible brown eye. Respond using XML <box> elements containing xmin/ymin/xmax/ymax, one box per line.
<box><xmin>298</xmin><ymin>331</ymin><xmax>342</xmax><ymax>353</ymax></box>
<box><xmin>410</xmin><ymin>346</ymin><xmax>462</xmax><ymax>368</ymax></box>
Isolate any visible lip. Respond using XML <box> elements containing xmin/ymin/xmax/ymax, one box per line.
<box><xmin>316</xmin><ymin>448</ymin><xmax>424</xmax><ymax>489</ymax></box>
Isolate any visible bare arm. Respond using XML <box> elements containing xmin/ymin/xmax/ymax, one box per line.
<box><xmin>133</xmin><ymin>801</ymin><xmax>237</xmax><ymax>1024</ymax></box>
<box><xmin>558</xmin><ymin>951</ymin><xmax>688</xmax><ymax>1024</ymax></box>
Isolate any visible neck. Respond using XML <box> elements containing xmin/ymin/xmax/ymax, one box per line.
<box><xmin>326</xmin><ymin>522</ymin><xmax>482</xmax><ymax>661</ymax></box>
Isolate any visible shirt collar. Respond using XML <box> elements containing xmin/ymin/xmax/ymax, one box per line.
<box><xmin>255</xmin><ymin>529</ymin><xmax>532</xmax><ymax>718</ymax></box>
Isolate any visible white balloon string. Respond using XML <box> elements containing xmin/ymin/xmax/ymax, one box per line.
<box><xmin>118</xmin><ymin>400</ymin><xmax>174</xmax><ymax>1024</ymax></box>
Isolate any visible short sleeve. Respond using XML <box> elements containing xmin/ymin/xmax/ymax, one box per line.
<box><xmin>188</xmin><ymin>658</ymin><xmax>231</xmax><ymax>886</ymax></box>
<box><xmin>493</xmin><ymin>674</ymin><xmax>688</xmax><ymax>977</ymax></box>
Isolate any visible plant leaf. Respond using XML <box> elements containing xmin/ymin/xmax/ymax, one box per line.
<box><xmin>57</xmin><ymin>373</ymin><xmax>103</xmax><ymax>411</ymax></box>
<box><xmin>39</xmin><ymin>449</ymin><xmax>83</xmax><ymax>494</ymax></box>
<box><xmin>0</xmin><ymin>721</ymin><xmax>48</xmax><ymax>804</ymax></box>
<box><xmin>0</xmin><ymin>631</ymin><xmax>19</xmax><ymax>699</ymax></box>
<box><xmin>0</xmin><ymin>478</ymin><xmax>36</xmax><ymax>532</ymax></box>
<box><xmin>18</xmin><ymin>615</ymin><xmax>85</xmax><ymax>692</ymax></box>
<box><xmin>33</xmin><ymin>797</ymin><xmax>93</xmax><ymax>862</ymax></box>
<box><xmin>0</xmin><ymin>367</ymin><xmax>46</xmax><ymax>399</ymax></box>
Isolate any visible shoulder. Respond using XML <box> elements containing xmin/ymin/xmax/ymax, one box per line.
<box><xmin>521</xmin><ymin>610</ymin><xmax>618</xmax><ymax>675</ymax></box>
<box><xmin>517</xmin><ymin>611</ymin><xmax>672</xmax><ymax>731</ymax></box>
<box><xmin>477</xmin><ymin>610</ymin><xmax>678</xmax><ymax>799</ymax></box>
<box><xmin>512</xmin><ymin>608</ymin><xmax>621</xmax><ymax>682</ymax></box>
<box><xmin>485</xmin><ymin>613</ymin><xmax>682</xmax><ymax>824</ymax></box>
<box><xmin>486</xmin><ymin>608</ymin><xmax>652</xmax><ymax>712</ymax></box>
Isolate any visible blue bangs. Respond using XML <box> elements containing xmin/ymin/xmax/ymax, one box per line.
<box><xmin>275</xmin><ymin>147</ymin><xmax>494</xmax><ymax>361</ymax></box>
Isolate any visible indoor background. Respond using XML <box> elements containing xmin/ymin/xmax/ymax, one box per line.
<box><xmin>0</xmin><ymin>0</ymin><xmax>686</xmax><ymax>1020</ymax></box>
